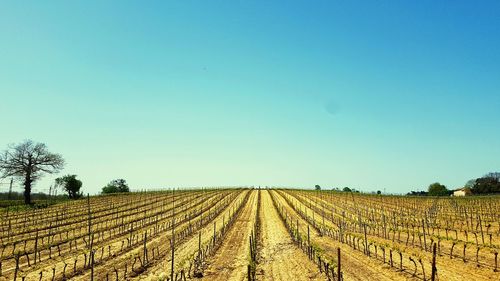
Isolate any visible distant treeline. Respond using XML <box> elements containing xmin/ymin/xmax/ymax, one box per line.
<box><xmin>0</xmin><ymin>191</ymin><xmax>68</xmax><ymax>200</ymax></box>
<box><xmin>0</xmin><ymin>192</ymin><xmax>68</xmax><ymax>208</ymax></box>
<box><xmin>408</xmin><ymin>172</ymin><xmax>500</xmax><ymax>196</ymax></box>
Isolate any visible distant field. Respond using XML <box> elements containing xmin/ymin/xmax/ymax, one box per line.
<box><xmin>0</xmin><ymin>189</ymin><xmax>498</xmax><ymax>280</ymax></box>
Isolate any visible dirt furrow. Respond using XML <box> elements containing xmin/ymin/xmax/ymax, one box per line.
<box><xmin>3</xmin><ymin>192</ymin><xmax>220</xmax><ymax>280</ymax></box>
<box><xmin>289</xmin><ymin>190</ymin><xmax>498</xmax><ymax>281</ymax></box>
<box><xmin>133</xmin><ymin>190</ymin><xmax>250</xmax><ymax>280</ymax></box>
<box><xmin>196</xmin><ymin>190</ymin><xmax>258</xmax><ymax>280</ymax></box>
<box><xmin>71</xmin><ymin>191</ymin><xmax>243</xmax><ymax>281</ymax></box>
<box><xmin>259</xmin><ymin>190</ymin><xmax>324</xmax><ymax>281</ymax></box>
<box><xmin>272</xmin><ymin>190</ymin><xmax>407</xmax><ymax>281</ymax></box>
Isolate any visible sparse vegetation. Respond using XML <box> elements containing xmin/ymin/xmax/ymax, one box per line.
<box><xmin>0</xmin><ymin>188</ymin><xmax>497</xmax><ymax>280</ymax></box>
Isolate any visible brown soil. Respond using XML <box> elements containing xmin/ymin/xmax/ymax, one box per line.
<box><xmin>196</xmin><ymin>189</ymin><xmax>258</xmax><ymax>280</ymax></box>
<box><xmin>271</xmin><ymin>190</ymin><xmax>411</xmax><ymax>281</ymax></box>
<box><xmin>292</xmin><ymin>191</ymin><xmax>499</xmax><ymax>281</ymax></box>
<box><xmin>121</xmin><ymin>191</ymin><xmax>250</xmax><ymax>280</ymax></box>
<box><xmin>259</xmin><ymin>190</ymin><xmax>324</xmax><ymax>281</ymax></box>
<box><xmin>2</xmin><ymin>189</ymin><xmax>497</xmax><ymax>281</ymax></box>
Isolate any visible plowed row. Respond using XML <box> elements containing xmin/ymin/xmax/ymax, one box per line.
<box><xmin>1</xmin><ymin>188</ymin><xmax>498</xmax><ymax>280</ymax></box>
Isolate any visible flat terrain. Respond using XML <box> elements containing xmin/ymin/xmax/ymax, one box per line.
<box><xmin>0</xmin><ymin>188</ymin><xmax>498</xmax><ymax>280</ymax></box>
<box><xmin>259</xmin><ymin>190</ymin><xmax>323</xmax><ymax>281</ymax></box>
<box><xmin>198</xmin><ymin>189</ymin><xmax>258</xmax><ymax>280</ymax></box>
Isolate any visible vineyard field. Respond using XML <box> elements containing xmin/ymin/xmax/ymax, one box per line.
<box><xmin>0</xmin><ymin>188</ymin><xmax>498</xmax><ymax>281</ymax></box>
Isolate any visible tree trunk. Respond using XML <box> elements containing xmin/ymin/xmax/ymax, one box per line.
<box><xmin>24</xmin><ymin>172</ymin><xmax>33</xmax><ymax>205</ymax></box>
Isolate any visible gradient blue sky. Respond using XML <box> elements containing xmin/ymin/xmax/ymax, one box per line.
<box><xmin>1</xmin><ymin>1</ymin><xmax>499</xmax><ymax>194</ymax></box>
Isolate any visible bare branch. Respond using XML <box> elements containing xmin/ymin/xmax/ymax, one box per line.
<box><xmin>0</xmin><ymin>140</ymin><xmax>65</xmax><ymax>204</ymax></box>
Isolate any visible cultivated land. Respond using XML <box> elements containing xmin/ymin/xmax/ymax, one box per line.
<box><xmin>0</xmin><ymin>188</ymin><xmax>498</xmax><ymax>280</ymax></box>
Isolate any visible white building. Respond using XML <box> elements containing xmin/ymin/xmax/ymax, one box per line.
<box><xmin>453</xmin><ymin>188</ymin><xmax>472</xmax><ymax>196</ymax></box>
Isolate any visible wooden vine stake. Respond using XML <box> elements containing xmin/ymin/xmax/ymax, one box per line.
<box><xmin>337</xmin><ymin>247</ymin><xmax>341</xmax><ymax>281</ymax></box>
<box><xmin>13</xmin><ymin>255</ymin><xmax>19</xmax><ymax>281</ymax></box>
<box><xmin>431</xmin><ymin>243</ymin><xmax>437</xmax><ymax>281</ymax></box>
<box><xmin>34</xmin><ymin>229</ymin><xmax>39</xmax><ymax>265</ymax></box>
<box><xmin>364</xmin><ymin>224</ymin><xmax>368</xmax><ymax>256</ymax></box>
<box><xmin>143</xmin><ymin>232</ymin><xmax>148</xmax><ymax>264</ymax></box>
<box><xmin>87</xmin><ymin>193</ymin><xmax>95</xmax><ymax>281</ymax></box>
<box><xmin>422</xmin><ymin>219</ymin><xmax>427</xmax><ymax>251</ymax></box>
<box><xmin>170</xmin><ymin>188</ymin><xmax>175</xmax><ymax>281</ymax></box>
<box><xmin>90</xmin><ymin>250</ymin><xmax>95</xmax><ymax>281</ymax></box>
<box><xmin>308</xmin><ymin>225</ymin><xmax>311</xmax><ymax>247</ymax></box>
<box><xmin>198</xmin><ymin>232</ymin><xmax>201</xmax><ymax>259</ymax></box>
<box><xmin>213</xmin><ymin>222</ymin><xmax>217</xmax><ymax>247</ymax></box>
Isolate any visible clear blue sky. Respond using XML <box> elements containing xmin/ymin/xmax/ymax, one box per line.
<box><xmin>1</xmin><ymin>1</ymin><xmax>499</xmax><ymax>194</ymax></box>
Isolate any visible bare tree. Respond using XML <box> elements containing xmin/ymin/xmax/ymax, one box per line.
<box><xmin>484</xmin><ymin>172</ymin><xmax>500</xmax><ymax>181</ymax></box>
<box><xmin>0</xmin><ymin>140</ymin><xmax>65</xmax><ymax>204</ymax></box>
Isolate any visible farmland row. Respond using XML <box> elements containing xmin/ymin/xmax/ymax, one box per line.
<box><xmin>279</xmin><ymin>189</ymin><xmax>500</xmax><ymax>280</ymax></box>
<box><xmin>272</xmin><ymin>189</ymin><xmax>406</xmax><ymax>281</ymax></box>
<box><xmin>293</xmin><ymin>190</ymin><xmax>500</xmax><ymax>271</ymax></box>
<box><xmin>2</xmin><ymin>190</ymin><xmax>223</xmax><ymax>277</ymax></box>
<box><xmin>2</xmin><ymin>188</ymin><xmax>498</xmax><ymax>281</ymax></box>
<box><xmin>0</xmin><ymin>189</ymin><xmax>242</xmax><ymax>281</ymax></box>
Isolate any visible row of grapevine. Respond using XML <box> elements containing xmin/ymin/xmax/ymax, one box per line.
<box><xmin>269</xmin><ymin>190</ymin><xmax>343</xmax><ymax>281</ymax></box>
<box><xmin>280</xmin><ymin>189</ymin><xmax>499</xmax><ymax>280</ymax></box>
<box><xmin>0</xmin><ymin>188</ymin><xmax>242</xmax><ymax>281</ymax></box>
